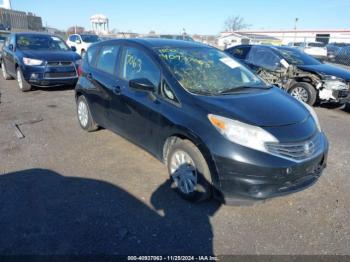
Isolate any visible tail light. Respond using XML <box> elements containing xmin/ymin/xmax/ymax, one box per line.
<box><xmin>77</xmin><ymin>65</ymin><xmax>83</xmax><ymax>77</ymax></box>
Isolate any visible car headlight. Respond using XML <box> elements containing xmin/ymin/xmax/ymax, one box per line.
<box><xmin>208</xmin><ymin>114</ymin><xmax>278</xmax><ymax>153</ymax></box>
<box><xmin>75</xmin><ymin>59</ymin><xmax>82</xmax><ymax>65</ymax></box>
<box><xmin>23</xmin><ymin>57</ymin><xmax>44</xmax><ymax>66</ymax></box>
<box><xmin>302</xmin><ymin>102</ymin><xmax>322</xmax><ymax>132</ymax></box>
<box><xmin>322</xmin><ymin>75</ymin><xmax>348</xmax><ymax>90</ymax></box>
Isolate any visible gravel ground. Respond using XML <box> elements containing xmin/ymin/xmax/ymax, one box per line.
<box><xmin>0</xmin><ymin>77</ymin><xmax>349</xmax><ymax>255</ymax></box>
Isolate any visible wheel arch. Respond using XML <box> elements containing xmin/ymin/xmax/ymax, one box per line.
<box><xmin>162</xmin><ymin>129</ymin><xmax>220</xmax><ymax>186</ymax></box>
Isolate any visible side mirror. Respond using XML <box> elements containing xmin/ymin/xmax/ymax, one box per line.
<box><xmin>75</xmin><ymin>39</ymin><xmax>81</xmax><ymax>44</ymax></box>
<box><xmin>129</xmin><ymin>78</ymin><xmax>155</xmax><ymax>92</ymax></box>
<box><xmin>8</xmin><ymin>44</ymin><xmax>13</xmax><ymax>51</ymax></box>
<box><xmin>71</xmin><ymin>46</ymin><xmax>77</xmax><ymax>52</ymax></box>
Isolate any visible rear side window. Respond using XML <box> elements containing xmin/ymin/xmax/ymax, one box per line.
<box><xmin>69</xmin><ymin>35</ymin><xmax>76</xmax><ymax>42</ymax></box>
<box><xmin>86</xmin><ymin>45</ymin><xmax>99</xmax><ymax>65</ymax></box>
<box><xmin>122</xmin><ymin>47</ymin><xmax>160</xmax><ymax>88</ymax></box>
<box><xmin>228</xmin><ymin>46</ymin><xmax>251</xmax><ymax>60</ymax></box>
<box><xmin>96</xmin><ymin>45</ymin><xmax>119</xmax><ymax>75</ymax></box>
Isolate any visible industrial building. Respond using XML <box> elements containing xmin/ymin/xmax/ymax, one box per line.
<box><xmin>217</xmin><ymin>29</ymin><xmax>350</xmax><ymax>48</ymax></box>
<box><xmin>0</xmin><ymin>0</ymin><xmax>42</xmax><ymax>32</ymax></box>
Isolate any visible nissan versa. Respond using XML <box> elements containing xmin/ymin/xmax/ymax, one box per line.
<box><xmin>75</xmin><ymin>39</ymin><xmax>328</xmax><ymax>204</ymax></box>
<box><xmin>1</xmin><ymin>32</ymin><xmax>81</xmax><ymax>91</ymax></box>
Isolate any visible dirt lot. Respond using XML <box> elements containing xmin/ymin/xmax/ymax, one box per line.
<box><xmin>0</xmin><ymin>77</ymin><xmax>350</xmax><ymax>255</ymax></box>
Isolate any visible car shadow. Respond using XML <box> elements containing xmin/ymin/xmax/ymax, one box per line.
<box><xmin>30</xmin><ymin>85</ymin><xmax>75</xmax><ymax>92</ymax></box>
<box><xmin>0</xmin><ymin>169</ymin><xmax>221</xmax><ymax>255</ymax></box>
<box><xmin>318</xmin><ymin>102</ymin><xmax>350</xmax><ymax>113</ymax></box>
<box><xmin>342</xmin><ymin>103</ymin><xmax>350</xmax><ymax>113</ymax></box>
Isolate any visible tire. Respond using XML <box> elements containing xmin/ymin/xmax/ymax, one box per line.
<box><xmin>167</xmin><ymin>139</ymin><xmax>212</xmax><ymax>202</ymax></box>
<box><xmin>1</xmin><ymin>60</ymin><xmax>13</xmax><ymax>80</ymax></box>
<box><xmin>16</xmin><ymin>67</ymin><xmax>31</xmax><ymax>92</ymax></box>
<box><xmin>76</xmin><ymin>95</ymin><xmax>98</xmax><ymax>132</ymax></box>
<box><xmin>288</xmin><ymin>82</ymin><xmax>317</xmax><ymax>106</ymax></box>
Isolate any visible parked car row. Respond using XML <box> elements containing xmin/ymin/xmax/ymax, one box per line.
<box><xmin>0</xmin><ymin>34</ymin><xmax>331</xmax><ymax>205</ymax></box>
<box><xmin>226</xmin><ymin>44</ymin><xmax>350</xmax><ymax>105</ymax></box>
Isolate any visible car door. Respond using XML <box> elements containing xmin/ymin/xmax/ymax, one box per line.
<box><xmin>84</xmin><ymin>44</ymin><xmax>121</xmax><ymax>129</ymax></box>
<box><xmin>107</xmin><ymin>45</ymin><xmax>162</xmax><ymax>153</ymax></box>
<box><xmin>3</xmin><ymin>34</ymin><xmax>16</xmax><ymax>75</ymax></box>
<box><xmin>67</xmin><ymin>35</ymin><xmax>75</xmax><ymax>48</ymax></box>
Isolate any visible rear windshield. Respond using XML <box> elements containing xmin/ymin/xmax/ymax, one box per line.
<box><xmin>81</xmin><ymin>35</ymin><xmax>100</xmax><ymax>43</ymax></box>
<box><xmin>308</xmin><ymin>42</ymin><xmax>325</xmax><ymax>47</ymax></box>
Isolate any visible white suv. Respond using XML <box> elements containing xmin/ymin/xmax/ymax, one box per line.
<box><xmin>288</xmin><ymin>41</ymin><xmax>327</xmax><ymax>60</ymax></box>
<box><xmin>66</xmin><ymin>34</ymin><xmax>100</xmax><ymax>57</ymax></box>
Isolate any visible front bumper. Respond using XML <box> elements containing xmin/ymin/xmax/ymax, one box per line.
<box><xmin>21</xmin><ymin>63</ymin><xmax>78</xmax><ymax>87</ymax></box>
<box><xmin>210</xmin><ymin>132</ymin><xmax>329</xmax><ymax>205</ymax></box>
<box><xmin>319</xmin><ymin>88</ymin><xmax>350</xmax><ymax>103</ymax></box>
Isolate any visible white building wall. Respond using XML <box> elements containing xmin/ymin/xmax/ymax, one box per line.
<box><xmin>235</xmin><ymin>30</ymin><xmax>350</xmax><ymax>45</ymax></box>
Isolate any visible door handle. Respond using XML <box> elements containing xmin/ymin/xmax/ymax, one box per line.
<box><xmin>86</xmin><ymin>73</ymin><xmax>93</xmax><ymax>80</ymax></box>
<box><xmin>112</xmin><ymin>85</ymin><xmax>121</xmax><ymax>95</ymax></box>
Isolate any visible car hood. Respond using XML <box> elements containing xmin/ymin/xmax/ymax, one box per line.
<box><xmin>20</xmin><ymin>50</ymin><xmax>81</xmax><ymax>62</ymax></box>
<box><xmin>298</xmin><ymin>64</ymin><xmax>350</xmax><ymax>81</ymax></box>
<box><xmin>193</xmin><ymin>87</ymin><xmax>309</xmax><ymax>127</ymax></box>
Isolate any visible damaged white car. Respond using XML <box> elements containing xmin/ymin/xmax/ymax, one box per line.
<box><xmin>226</xmin><ymin>45</ymin><xmax>350</xmax><ymax>106</ymax></box>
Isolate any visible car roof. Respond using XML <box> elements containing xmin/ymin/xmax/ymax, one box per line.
<box><xmin>13</xmin><ymin>32</ymin><xmax>53</xmax><ymax>36</ymax></box>
<box><xmin>101</xmin><ymin>38</ymin><xmax>207</xmax><ymax>49</ymax></box>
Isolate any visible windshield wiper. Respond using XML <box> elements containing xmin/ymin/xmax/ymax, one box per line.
<box><xmin>219</xmin><ymin>85</ymin><xmax>271</xmax><ymax>95</ymax></box>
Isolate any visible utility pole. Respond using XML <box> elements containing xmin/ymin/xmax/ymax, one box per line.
<box><xmin>294</xmin><ymin>18</ymin><xmax>299</xmax><ymax>42</ymax></box>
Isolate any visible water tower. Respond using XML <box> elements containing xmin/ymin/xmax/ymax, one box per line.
<box><xmin>0</xmin><ymin>0</ymin><xmax>12</xmax><ymax>9</ymax></box>
<box><xmin>90</xmin><ymin>14</ymin><xmax>109</xmax><ymax>35</ymax></box>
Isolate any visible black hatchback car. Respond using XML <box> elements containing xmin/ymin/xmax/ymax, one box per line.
<box><xmin>225</xmin><ymin>45</ymin><xmax>350</xmax><ymax>106</ymax></box>
<box><xmin>75</xmin><ymin>39</ymin><xmax>328</xmax><ymax>204</ymax></box>
<box><xmin>1</xmin><ymin>33</ymin><xmax>81</xmax><ymax>91</ymax></box>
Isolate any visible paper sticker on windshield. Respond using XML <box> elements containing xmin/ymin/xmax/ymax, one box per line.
<box><xmin>220</xmin><ymin>57</ymin><xmax>240</xmax><ymax>69</ymax></box>
<box><xmin>51</xmin><ymin>36</ymin><xmax>60</xmax><ymax>41</ymax></box>
<box><xmin>280</xmin><ymin>59</ymin><xmax>289</xmax><ymax>68</ymax></box>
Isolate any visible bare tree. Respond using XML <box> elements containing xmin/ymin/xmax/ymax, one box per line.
<box><xmin>67</xmin><ymin>26</ymin><xmax>85</xmax><ymax>35</ymax></box>
<box><xmin>224</xmin><ymin>16</ymin><xmax>250</xmax><ymax>32</ymax></box>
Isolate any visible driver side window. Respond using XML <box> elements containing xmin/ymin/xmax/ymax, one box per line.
<box><xmin>122</xmin><ymin>47</ymin><xmax>160</xmax><ymax>89</ymax></box>
<box><xmin>247</xmin><ymin>47</ymin><xmax>281</xmax><ymax>71</ymax></box>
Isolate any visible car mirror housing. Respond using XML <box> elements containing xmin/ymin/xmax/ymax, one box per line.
<box><xmin>129</xmin><ymin>78</ymin><xmax>155</xmax><ymax>92</ymax></box>
<box><xmin>8</xmin><ymin>44</ymin><xmax>14</xmax><ymax>51</ymax></box>
<box><xmin>75</xmin><ymin>40</ymin><xmax>81</xmax><ymax>44</ymax></box>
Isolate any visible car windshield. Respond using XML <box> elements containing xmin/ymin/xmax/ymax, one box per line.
<box><xmin>81</xmin><ymin>35</ymin><xmax>99</xmax><ymax>43</ymax></box>
<box><xmin>278</xmin><ymin>48</ymin><xmax>322</xmax><ymax>66</ymax></box>
<box><xmin>16</xmin><ymin>34</ymin><xmax>70</xmax><ymax>51</ymax></box>
<box><xmin>156</xmin><ymin>47</ymin><xmax>265</xmax><ymax>95</ymax></box>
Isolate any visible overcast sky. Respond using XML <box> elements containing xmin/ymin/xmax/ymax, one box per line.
<box><xmin>11</xmin><ymin>0</ymin><xmax>350</xmax><ymax>34</ymax></box>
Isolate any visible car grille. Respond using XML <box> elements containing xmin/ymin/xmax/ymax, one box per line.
<box><xmin>45</xmin><ymin>72</ymin><xmax>77</xmax><ymax>78</ymax></box>
<box><xmin>45</xmin><ymin>61</ymin><xmax>77</xmax><ymax>79</ymax></box>
<box><xmin>47</xmin><ymin>61</ymin><xmax>74</xmax><ymax>66</ymax></box>
<box><xmin>265</xmin><ymin>133</ymin><xmax>322</xmax><ymax>161</ymax></box>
